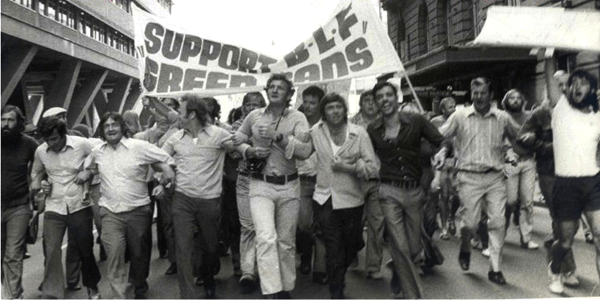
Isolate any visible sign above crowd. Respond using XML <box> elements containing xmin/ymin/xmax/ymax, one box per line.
<box><xmin>473</xmin><ymin>6</ymin><xmax>600</xmax><ymax>53</ymax></box>
<box><xmin>132</xmin><ymin>0</ymin><xmax>403</xmax><ymax>97</ymax></box>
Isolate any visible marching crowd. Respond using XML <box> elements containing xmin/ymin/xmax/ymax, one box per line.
<box><xmin>2</xmin><ymin>56</ymin><xmax>600</xmax><ymax>299</ymax></box>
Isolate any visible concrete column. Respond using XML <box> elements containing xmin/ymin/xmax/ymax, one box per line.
<box><xmin>66</xmin><ymin>69</ymin><xmax>108</xmax><ymax>128</ymax></box>
<box><xmin>92</xmin><ymin>91</ymin><xmax>108</xmax><ymax>118</ymax></box>
<box><xmin>25</xmin><ymin>94</ymin><xmax>42</xmax><ymax>123</ymax></box>
<box><xmin>44</xmin><ymin>60</ymin><xmax>81</xmax><ymax>110</ymax></box>
<box><xmin>2</xmin><ymin>45</ymin><xmax>38</xmax><ymax>107</ymax></box>
<box><xmin>105</xmin><ymin>77</ymin><xmax>133</xmax><ymax>113</ymax></box>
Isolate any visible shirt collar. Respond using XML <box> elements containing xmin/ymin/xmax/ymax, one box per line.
<box><xmin>258</xmin><ymin>106</ymin><xmax>291</xmax><ymax>117</ymax></box>
<box><xmin>46</xmin><ymin>135</ymin><xmax>75</xmax><ymax>153</ymax></box>
<box><xmin>372</xmin><ymin>111</ymin><xmax>411</xmax><ymax>129</ymax></box>
<box><xmin>466</xmin><ymin>105</ymin><xmax>499</xmax><ymax>118</ymax></box>
<box><xmin>181</xmin><ymin>125</ymin><xmax>214</xmax><ymax>139</ymax></box>
<box><xmin>317</xmin><ymin>121</ymin><xmax>360</xmax><ymax>137</ymax></box>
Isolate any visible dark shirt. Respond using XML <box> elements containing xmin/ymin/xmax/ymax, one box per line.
<box><xmin>2</xmin><ymin>133</ymin><xmax>39</xmax><ymax>208</ymax></box>
<box><xmin>517</xmin><ymin>105</ymin><xmax>554</xmax><ymax>175</ymax></box>
<box><xmin>368</xmin><ymin>112</ymin><xmax>444</xmax><ymax>182</ymax></box>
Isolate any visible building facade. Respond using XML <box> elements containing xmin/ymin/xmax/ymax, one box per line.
<box><xmin>382</xmin><ymin>0</ymin><xmax>600</xmax><ymax>112</ymax></box>
<box><xmin>1</xmin><ymin>0</ymin><xmax>172</xmax><ymax>128</ymax></box>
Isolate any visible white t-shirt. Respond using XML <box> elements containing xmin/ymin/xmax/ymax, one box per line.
<box><xmin>551</xmin><ymin>96</ymin><xmax>600</xmax><ymax>177</ymax></box>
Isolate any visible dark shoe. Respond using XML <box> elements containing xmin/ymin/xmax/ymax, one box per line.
<box><xmin>165</xmin><ymin>263</ymin><xmax>177</xmax><ymax>275</ymax></box>
<box><xmin>87</xmin><ymin>287</ymin><xmax>101</xmax><ymax>300</ymax></box>
<box><xmin>488</xmin><ymin>271</ymin><xmax>507</xmax><ymax>285</ymax></box>
<box><xmin>205</xmin><ymin>286</ymin><xmax>216</xmax><ymax>299</ymax></box>
<box><xmin>134</xmin><ymin>293</ymin><xmax>146</xmax><ymax>299</ymax></box>
<box><xmin>240</xmin><ymin>275</ymin><xmax>258</xmax><ymax>294</ymax></box>
<box><xmin>67</xmin><ymin>284</ymin><xmax>82</xmax><ymax>291</ymax></box>
<box><xmin>277</xmin><ymin>291</ymin><xmax>292</xmax><ymax>299</ymax></box>
<box><xmin>585</xmin><ymin>231</ymin><xmax>594</xmax><ymax>244</ymax></box>
<box><xmin>195</xmin><ymin>277</ymin><xmax>204</xmax><ymax>286</ymax></box>
<box><xmin>23</xmin><ymin>251</ymin><xmax>31</xmax><ymax>260</ymax></box>
<box><xmin>330</xmin><ymin>283</ymin><xmax>346</xmax><ymax>299</ymax></box>
<box><xmin>544</xmin><ymin>238</ymin><xmax>555</xmax><ymax>250</ymax></box>
<box><xmin>263</xmin><ymin>293</ymin><xmax>278</xmax><ymax>299</ymax></box>
<box><xmin>458</xmin><ymin>251</ymin><xmax>470</xmax><ymax>271</ymax></box>
<box><xmin>233</xmin><ymin>267</ymin><xmax>243</xmax><ymax>277</ymax></box>
<box><xmin>390</xmin><ymin>267</ymin><xmax>401</xmax><ymax>296</ymax></box>
<box><xmin>312</xmin><ymin>272</ymin><xmax>328</xmax><ymax>285</ymax></box>
<box><xmin>159</xmin><ymin>250</ymin><xmax>168</xmax><ymax>259</ymax></box>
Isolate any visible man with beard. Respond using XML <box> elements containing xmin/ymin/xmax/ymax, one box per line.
<box><xmin>369</xmin><ymin>82</ymin><xmax>444</xmax><ymax>298</ymax></box>
<box><xmin>30</xmin><ymin>116</ymin><xmax>101</xmax><ymax>299</ymax></box>
<box><xmin>546</xmin><ymin>69</ymin><xmax>600</xmax><ymax>294</ymax></box>
<box><xmin>1</xmin><ymin>105</ymin><xmax>38</xmax><ymax>299</ymax></box>
<box><xmin>350</xmin><ymin>90</ymin><xmax>385</xmax><ymax>279</ymax></box>
<box><xmin>434</xmin><ymin>77</ymin><xmax>518</xmax><ymax>286</ymax></box>
<box><xmin>501</xmin><ymin>89</ymin><xmax>540</xmax><ymax>250</ymax></box>
<box><xmin>80</xmin><ymin>112</ymin><xmax>174</xmax><ymax>299</ymax></box>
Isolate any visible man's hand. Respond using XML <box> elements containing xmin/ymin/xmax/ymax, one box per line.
<box><xmin>433</xmin><ymin>150</ymin><xmax>447</xmax><ymax>170</ymax></box>
<box><xmin>257</xmin><ymin>123</ymin><xmax>277</xmax><ymax>140</ymax></box>
<box><xmin>231</xmin><ymin>134</ymin><xmax>247</xmax><ymax>146</ymax></box>
<box><xmin>355</xmin><ymin>160</ymin><xmax>368</xmax><ymax>180</ymax></box>
<box><xmin>517</xmin><ymin>132</ymin><xmax>536</xmax><ymax>147</ymax></box>
<box><xmin>41</xmin><ymin>180</ymin><xmax>52</xmax><ymax>196</ymax></box>
<box><xmin>35</xmin><ymin>192</ymin><xmax>46</xmax><ymax>213</ymax></box>
<box><xmin>505</xmin><ymin>150</ymin><xmax>519</xmax><ymax>166</ymax></box>
<box><xmin>247</xmin><ymin>147</ymin><xmax>271</xmax><ymax>159</ymax></box>
<box><xmin>159</xmin><ymin>166</ymin><xmax>175</xmax><ymax>186</ymax></box>
<box><xmin>431</xmin><ymin>170</ymin><xmax>442</xmax><ymax>192</ymax></box>
<box><xmin>74</xmin><ymin>170</ymin><xmax>92</xmax><ymax>185</ymax></box>
<box><xmin>152</xmin><ymin>184</ymin><xmax>165</xmax><ymax>199</ymax></box>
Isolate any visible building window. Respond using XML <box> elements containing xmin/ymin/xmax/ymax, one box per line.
<box><xmin>57</xmin><ymin>0</ymin><xmax>75</xmax><ymax>29</ymax></box>
<box><xmin>397</xmin><ymin>17</ymin><xmax>408</xmax><ymax>61</ymax></box>
<box><xmin>39</xmin><ymin>0</ymin><xmax>58</xmax><ymax>21</ymax></box>
<box><xmin>11</xmin><ymin>0</ymin><xmax>35</xmax><ymax>10</ymax></box>
<box><xmin>446</xmin><ymin>0</ymin><xmax>454</xmax><ymax>45</ymax></box>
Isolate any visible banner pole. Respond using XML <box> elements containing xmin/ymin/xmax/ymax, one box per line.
<box><xmin>400</xmin><ymin>70</ymin><xmax>424</xmax><ymax>112</ymax></box>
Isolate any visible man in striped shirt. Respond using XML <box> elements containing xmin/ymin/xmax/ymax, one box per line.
<box><xmin>434</xmin><ymin>77</ymin><xmax>517</xmax><ymax>285</ymax></box>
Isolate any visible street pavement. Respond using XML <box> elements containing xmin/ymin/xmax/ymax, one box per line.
<box><xmin>19</xmin><ymin>206</ymin><xmax>600</xmax><ymax>299</ymax></box>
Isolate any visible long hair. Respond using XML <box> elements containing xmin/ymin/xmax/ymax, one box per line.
<box><xmin>98</xmin><ymin>112</ymin><xmax>129</xmax><ymax>140</ymax></box>
<box><xmin>1</xmin><ymin>105</ymin><xmax>25</xmax><ymax>132</ymax></box>
<box><xmin>568</xmin><ymin>69</ymin><xmax>599</xmax><ymax>112</ymax></box>
<box><xmin>183</xmin><ymin>94</ymin><xmax>210</xmax><ymax>127</ymax></box>
<box><xmin>319</xmin><ymin>93</ymin><xmax>348</xmax><ymax>123</ymax></box>
<box><xmin>38</xmin><ymin>116</ymin><xmax>67</xmax><ymax>139</ymax></box>
<box><xmin>501</xmin><ymin>89</ymin><xmax>525</xmax><ymax>112</ymax></box>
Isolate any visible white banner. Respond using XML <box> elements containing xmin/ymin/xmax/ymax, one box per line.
<box><xmin>132</xmin><ymin>0</ymin><xmax>404</xmax><ymax>97</ymax></box>
<box><xmin>473</xmin><ymin>6</ymin><xmax>600</xmax><ymax>53</ymax></box>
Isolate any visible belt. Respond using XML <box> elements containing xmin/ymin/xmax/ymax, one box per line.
<box><xmin>251</xmin><ymin>172</ymin><xmax>298</xmax><ymax>185</ymax></box>
<box><xmin>380</xmin><ymin>178</ymin><xmax>420</xmax><ymax>189</ymax></box>
<box><xmin>239</xmin><ymin>171</ymin><xmax>250</xmax><ymax>177</ymax></box>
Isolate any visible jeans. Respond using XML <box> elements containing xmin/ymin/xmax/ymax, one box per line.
<box><xmin>314</xmin><ymin>199</ymin><xmax>364</xmax><ymax>293</ymax></box>
<box><xmin>364</xmin><ymin>181</ymin><xmax>384</xmax><ymax>273</ymax></box>
<box><xmin>1</xmin><ymin>203</ymin><xmax>31</xmax><ymax>299</ymax></box>
<box><xmin>42</xmin><ymin>208</ymin><xmax>100</xmax><ymax>299</ymax></box>
<box><xmin>249</xmin><ymin>178</ymin><xmax>300</xmax><ymax>295</ymax></box>
<box><xmin>172</xmin><ymin>192</ymin><xmax>221</xmax><ymax>298</ymax></box>
<box><xmin>221</xmin><ymin>178</ymin><xmax>241</xmax><ymax>267</ymax></box>
<box><xmin>378</xmin><ymin>184</ymin><xmax>424</xmax><ymax>299</ymax></box>
<box><xmin>297</xmin><ymin>176</ymin><xmax>316</xmax><ymax>265</ymax></box>
<box><xmin>158</xmin><ymin>187</ymin><xmax>176</xmax><ymax>264</ymax></box>
<box><xmin>505</xmin><ymin>158</ymin><xmax>537</xmax><ymax>243</ymax></box>
<box><xmin>100</xmin><ymin>204</ymin><xmax>152</xmax><ymax>299</ymax></box>
<box><xmin>456</xmin><ymin>171</ymin><xmax>507</xmax><ymax>272</ymax></box>
<box><xmin>237</xmin><ymin>174</ymin><xmax>256</xmax><ymax>278</ymax></box>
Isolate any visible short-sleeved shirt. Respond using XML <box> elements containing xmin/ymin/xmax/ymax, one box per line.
<box><xmin>31</xmin><ymin>135</ymin><xmax>99</xmax><ymax>215</ymax></box>
<box><xmin>552</xmin><ymin>96</ymin><xmax>600</xmax><ymax>177</ymax></box>
<box><xmin>236</xmin><ymin>107</ymin><xmax>309</xmax><ymax>176</ymax></box>
<box><xmin>367</xmin><ymin>112</ymin><xmax>443</xmax><ymax>181</ymax></box>
<box><xmin>441</xmin><ymin>105</ymin><xmax>515</xmax><ymax>172</ymax></box>
<box><xmin>85</xmin><ymin>138</ymin><xmax>173</xmax><ymax>213</ymax></box>
<box><xmin>2</xmin><ymin>134</ymin><xmax>38</xmax><ymax>208</ymax></box>
<box><xmin>162</xmin><ymin>126</ymin><xmax>232</xmax><ymax>199</ymax></box>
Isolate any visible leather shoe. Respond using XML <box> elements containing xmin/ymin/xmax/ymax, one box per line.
<box><xmin>240</xmin><ymin>275</ymin><xmax>257</xmax><ymax>294</ymax></box>
<box><xmin>205</xmin><ymin>287</ymin><xmax>216</xmax><ymax>299</ymax></box>
<box><xmin>165</xmin><ymin>263</ymin><xmax>177</xmax><ymax>275</ymax></box>
<box><xmin>488</xmin><ymin>271</ymin><xmax>507</xmax><ymax>285</ymax></box>
<box><xmin>458</xmin><ymin>251</ymin><xmax>470</xmax><ymax>271</ymax></box>
<box><xmin>312</xmin><ymin>272</ymin><xmax>328</xmax><ymax>285</ymax></box>
<box><xmin>277</xmin><ymin>291</ymin><xmax>292</xmax><ymax>299</ymax></box>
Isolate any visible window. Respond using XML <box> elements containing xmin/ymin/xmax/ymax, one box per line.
<box><xmin>11</xmin><ymin>0</ymin><xmax>34</xmax><ymax>10</ymax></box>
<box><xmin>446</xmin><ymin>0</ymin><xmax>454</xmax><ymax>45</ymax></box>
<box><xmin>397</xmin><ymin>17</ymin><xmax>408</xmax><ymax>61</ymax></box>
<box><xmin>57</xmin><ymin>0</ymin><xmax>75</xmax><ymax>28</ymax></box>
<box><xmin>417</xmin><ymin>3</ymin><xmax>428</xmax><ymax>55</ymax></box>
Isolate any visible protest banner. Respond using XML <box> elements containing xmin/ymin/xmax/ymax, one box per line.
<box><xmin>132</xmin><ymin>0</ymin><xmax>404</xmax><ymax>97</ymax></box>
<box><xmin>473</xmin><ymin>6</ymin><xmax>600</xmax><ymax>53</ymax></box>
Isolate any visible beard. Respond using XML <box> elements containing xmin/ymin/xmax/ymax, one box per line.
<box><xmin>506</xmin><ymin>103</ymin><xmax>523</xmax><ymax>113</ymax></box>
<box><xmin>1</xmin><ymin>126</ymin><xmax>21</xmax><ymax>145</ymax></box>
<box><xmin>568</xmin><ymin>92</ymin><xmax>599</xmax><ymax>112</ymax></box>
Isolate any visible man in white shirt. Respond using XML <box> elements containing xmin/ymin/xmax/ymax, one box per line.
<box><xmin>547</xmin><ymin>69</ymin><xmax>600</xmax><ymax>294</ymax></box>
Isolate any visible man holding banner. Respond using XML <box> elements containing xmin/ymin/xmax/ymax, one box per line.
<box><xmin>232</xmin><ymin>74</ymin><xmax>309</xmax><ymax>298</ymax></box>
